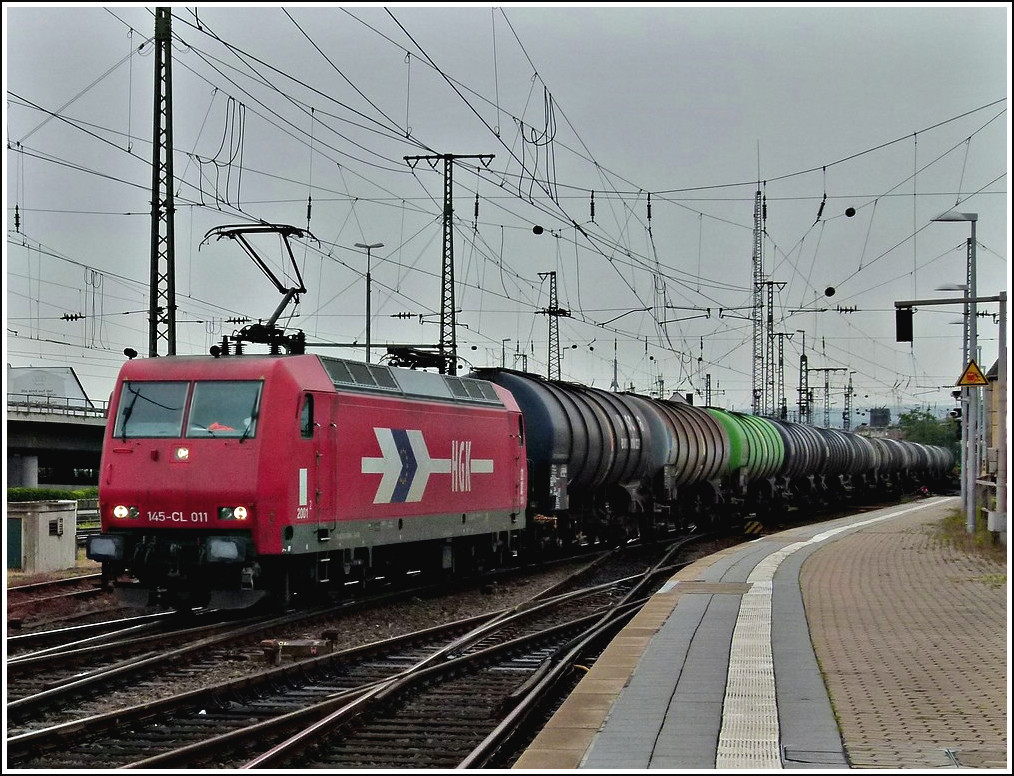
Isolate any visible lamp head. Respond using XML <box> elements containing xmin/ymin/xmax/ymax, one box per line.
<box><xmin>931</xmin><ymin>210</ymin><xmax>977</xmax><ymax>223</ymax></box>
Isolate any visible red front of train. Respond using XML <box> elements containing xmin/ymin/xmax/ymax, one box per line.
<box><xmin>87</xmin><ymin>354</ymin><xmax>528</xmax><ymax>609</ymax></box>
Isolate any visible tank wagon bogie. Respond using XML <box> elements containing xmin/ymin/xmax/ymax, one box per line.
<box><xmin>88</xmin><ymin>357</ymin><xmax>955</xmax><ymax>611</ymax></box>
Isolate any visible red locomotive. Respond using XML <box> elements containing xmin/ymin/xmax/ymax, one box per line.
<box><xmin>87</xmin><ymin>353</ymin><xmax>528</xmax><ymax>609</ymax></box>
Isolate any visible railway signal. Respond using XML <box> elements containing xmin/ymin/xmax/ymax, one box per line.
<box><xmin>895</xmin><ymin>307</ymin><xmax>913</xmax><ymax>342</ymax></box>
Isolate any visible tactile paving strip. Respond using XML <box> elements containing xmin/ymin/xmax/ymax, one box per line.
<box><xmin>716</xmin><ymin>501</ymin><xmax>944</xmax><ymax>768</ymax></box>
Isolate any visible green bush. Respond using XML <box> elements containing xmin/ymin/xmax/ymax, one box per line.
<box><xmin>7</xmin><ymin>486</ymin><xmax>99</xmax><ymax>503</ymax></box>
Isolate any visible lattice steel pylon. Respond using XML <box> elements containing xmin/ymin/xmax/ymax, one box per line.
<box><xmin>809</xmin><ymin>367</ymin><xmax>846</xmax><ymax>427</ymax></box>
<box><xmin>843</xmin><ymin>372</ymin><xmax>855</xmax><ymax>431</ymax></box>
<box><xmin>750</xmin><ymin>189</ymin><xmax>764</xmax><ymax>414</ymax></box>
<box><xmin>772</xmin><ymin>331</ymin><xmax>793</xmax><ymax>419</ymax></box>
<box><xmin>537</xmin><ymin>271</ymin><xmax>570</xmax><ymax>382</ymax></box>
<box><xmin>761</xmin><ymin>280</ymin><xmax>786</xmax><ymax>415</ymax></box>
<box><xmin>799</xmin><ymin>353</ymin><xmax>810</xmax><ymax>423</ymax></box>
<box><xmin>796</xmin><ymin>330</ymin><xmax>810</xmax><ymax>424</ymax></box>
<box><xmin>148</xmin><ymin>7</ymin><xmax>177</xmax><ymax>357</ymax></box>
<box><xmin>610</xmin><ymin>339</ymin><xmax>619</xmax><ymax>392</ymax></box>
<box><xmin>438</xmin><ymin>156</ymin><xmax>456</xmax><ymax>375</ymax></box>
<box><xmin>404</xmin><ymin>153</ymin><xmax>493</xmax><ymax>375</ymax></box>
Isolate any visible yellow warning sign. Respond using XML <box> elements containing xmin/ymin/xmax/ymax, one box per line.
<box><xmin>957</xmin><ymin>360</ymin><xmax>989</xmax><ymax>387</ymax></box>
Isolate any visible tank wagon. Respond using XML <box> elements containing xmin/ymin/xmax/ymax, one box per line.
<box><xmin>471</xmin><ymin>368</ymin><xmax>955</xmax><ymax>540</ymax></box>
<box><xmin>88</xmin><ymin>358</ymin><xmax>954</xmax><ymax>611</ymax></box>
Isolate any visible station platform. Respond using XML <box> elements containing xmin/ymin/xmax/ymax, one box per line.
<box><xmin>514</xmin><ymin>496</ymin><xmax>1008</xmax><ymax>770</ymax></box>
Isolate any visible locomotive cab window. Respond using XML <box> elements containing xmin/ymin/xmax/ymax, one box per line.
<box><xmin>113</xmin><ymin>381</ymin><xmax>188</xmax><ymax>438</ymax></box>
<box><xmin>186</xmin><ymin>381</ymin><xmax>263</xmax><ymax>438</ymax></box>
<box><xmin>300</xmin><ymin>393</ymin><xmax>314</xmax><ymax>438</ymax></box>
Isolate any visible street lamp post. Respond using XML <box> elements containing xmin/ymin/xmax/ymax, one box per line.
<box><xmin>995</xmin><ymin>292</ymin><xmax>1007</xmax><ymax>540</ymax></box>
<box><xmin>932</xmin><ymin>211</ymin><xmax>978</xmax><ymax>533</ymax></box>
<box><xmin>355</xmin><ymin>242</ymin><xmax>384</xmax><ymax>363</ymax></box>
<box><xmin>937</xmin><ymin>282</ymin><xmax>969</xmax><ymax>516</ymax></box>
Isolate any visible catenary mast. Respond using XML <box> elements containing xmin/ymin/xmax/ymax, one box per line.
<box><xmin>148</xmin><ymin>7</ymin><xmax>177</xmax><ymax>356</ymax></box>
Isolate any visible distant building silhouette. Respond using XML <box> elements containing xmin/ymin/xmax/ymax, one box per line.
<box><xmin>7</xmin><ymin>365</ymin><xmax>95</xmax><ymax>407</ymax></box>
<box><xmin>868</xmin><ymin>407</ymin><xmax>891</xmax><ymax>428</ymax></box>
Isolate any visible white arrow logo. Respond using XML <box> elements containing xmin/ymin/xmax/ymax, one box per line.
<box><xmin>361</xmin><ymin>428</ymin><xmax>493</xmax><ymax>504</ymax></box>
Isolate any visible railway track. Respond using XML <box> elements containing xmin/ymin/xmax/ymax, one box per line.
<box><xmin>248</xmin><ymin>605</ymin><xmax>633</xmax><ymax>770</ymax></box>
<box><xmin>5</xmin><ymin>609</ymin><xmax>274</xmax><ymax>716</ymax></box>
<box><xmin>4</xmin><ymin>551</ymin><xmax>599</xmax><ymax>731</ymax></box>
<box><xmin>6</xmin><ymin>540</ymin><xmax>688</xmax><ymax>769</ymax></box>
<box><xmin>7</xmin><ymin>573</ymin><xmax>103</xmax><ymax>596</ymax></box>
<box><xmin>6</xmin><ymin>610</ymin><xmax>178</xmax><ymax>660</ymax></box>
<box><xmin>240</xmin><ymin>542</ymin><xmax>687</xmax><ymax>769</ymax></box>
<box><xmin>7</xmin><ymin>573</ymin><xmax>107</xmax><ymax>612</ymax></box>
<box><xmin>5</xmin><ymin>571</ymin><xmax>140</xmax><ymax>636</ymax></box>
<box><xmin>6</xmin><ymin>593</ymin><xmax>420</xmax><ymax>734</ymax></box>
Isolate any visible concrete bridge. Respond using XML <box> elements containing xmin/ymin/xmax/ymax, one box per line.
<box><xmin>6</xmin><ymin>395</ymin><xmax>108</xmax><ymax>488</ymax></box>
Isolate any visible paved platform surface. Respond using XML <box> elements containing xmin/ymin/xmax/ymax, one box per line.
<box><xmin>513</xmin><ymin>496</ymin><xmax>1008</xmax><ymax>770</ymax></box>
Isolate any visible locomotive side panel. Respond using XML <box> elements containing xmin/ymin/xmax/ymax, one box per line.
<box><xmin>270</xmin><ymin>390</ymin><xmax>526</xmax><ymax>557</ymax></box>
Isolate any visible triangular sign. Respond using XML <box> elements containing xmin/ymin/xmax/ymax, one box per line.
<box><xmin>957</xmin><ymin>359</ymin><xmax>989</xmax><ymax>387</ymax></box>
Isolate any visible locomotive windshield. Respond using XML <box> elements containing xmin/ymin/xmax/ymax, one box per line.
<box><xmin>187</xmin><ymin>381</ymin><xmax>262</xmax><ymax>438</ymax></box>
<box><xmin>113</xmin><ymin>381</ymin><xmax>187</xmax><ymax>438</ymax></box>
<box><xmin>112</xmin><ymin>379</ymin><xmax>262</xmax><ymax>439</ymax></box>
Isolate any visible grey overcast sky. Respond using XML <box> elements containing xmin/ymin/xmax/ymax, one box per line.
<box><xmin>3</xmin><ymin>3</ymin><xmax>1010</xmax><ymax>422</ymax></box>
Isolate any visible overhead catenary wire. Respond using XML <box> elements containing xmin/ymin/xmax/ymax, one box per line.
<box><xmin>8</xmin><ymin>7</ymin><xmax>1005</xmax><ymax>408</ymax></box>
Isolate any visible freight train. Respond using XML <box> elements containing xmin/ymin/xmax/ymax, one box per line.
<box><xmin>87</xmin><ymin>352</ymin><xmax>955</xmax><ymax>610</ymax></box>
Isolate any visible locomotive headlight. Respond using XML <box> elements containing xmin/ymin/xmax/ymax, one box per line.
<box><xmin>218</xmin><ymin>505</ymin><xmax>249</xmax><ymax>521</ymax></box>
<box><xmin>112</xmin><ymin>504</ymin><xmax>139</xmax><ymax>519</ymax></box>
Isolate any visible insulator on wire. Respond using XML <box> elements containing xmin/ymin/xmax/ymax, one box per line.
<box><xmin>590</xmin><ymin>191</ymin><xmax>595</xmax><ymax>221</ymax></box>
<box><xmin>306</xmin><ymin>195</ymin><xmax>312</xmax><ymax>224</ymax></box>
<box><xmin>647</xmin><ymin>193</ymin><xmax>652</xmax><ymax>221</ymax></box>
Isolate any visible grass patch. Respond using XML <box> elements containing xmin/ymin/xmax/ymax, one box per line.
<box><xmin>7</xmin><ymin>486</ymin><xmax>98</xmax><ymax>503</ymax></box>
<box><xmin>979</xmin><ymin>573</ymin><xmax>1006</xmax><ymax>589</ymax></box>
<box><xmin>934</xmin><ymin>507</ymin><xmax>1008</xmax><ymax>567</ymax></box>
